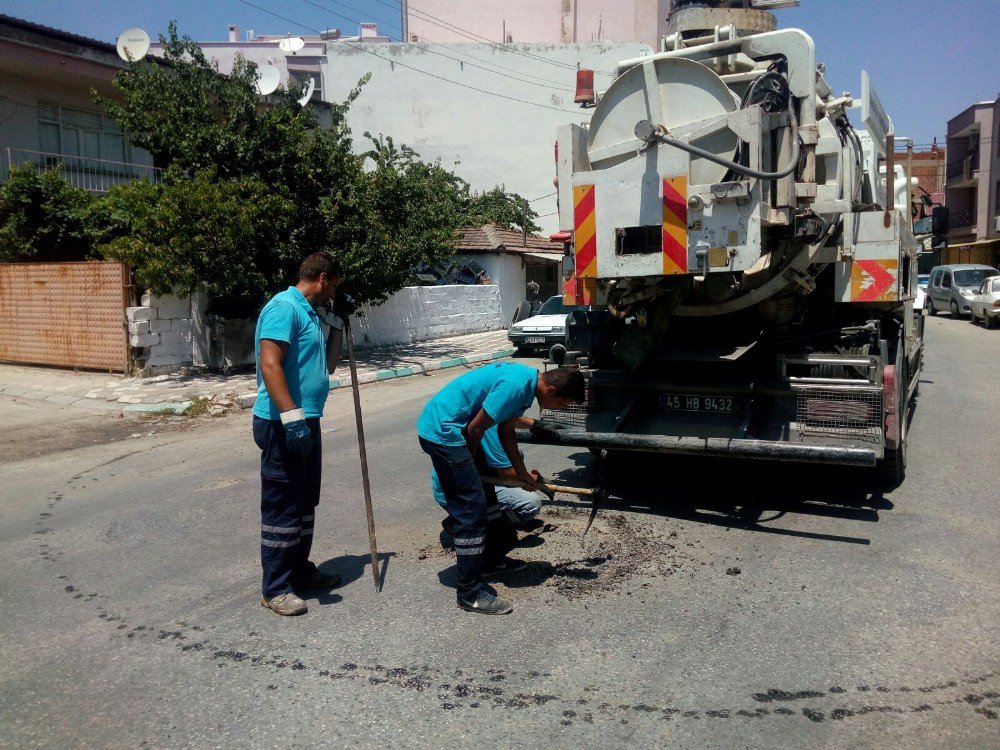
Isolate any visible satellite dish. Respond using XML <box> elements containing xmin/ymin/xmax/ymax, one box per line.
<box><xmin>255</xmin><ymin>65</ymin><xmax>280</xmax><ymax>96</ymax></box>
<box><xmin>116</xmin><ymin>28</ymin><xmax>151</xmax><ymax>62</ymax></box>
<box><xmin>297</xmin><ymin>77</ymin><xmax>316</xmax><ymax>106</ymax></box>
<box><xmin>278</xmin><ymin>36</ymin><xmax>305</xmax><ymax>54</ymax></box>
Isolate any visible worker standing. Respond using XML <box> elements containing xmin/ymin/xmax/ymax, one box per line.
<box><xmin>253</xmin><ymin>251</ymin><xmax>344</xmax><ymax>616</ymax></box>
<box><xmin>417</xmin><ymin>363</ymin><xmax>585</xmax><ymax>615</ymax></box>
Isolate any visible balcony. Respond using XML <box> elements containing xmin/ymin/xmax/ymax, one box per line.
<box><xmin>0</xmin><ymin>147</ymin><xmax>164</xmax><ymax>194</ymax></box>
<box><xmin>948</xmin><ymin>209</ymin><xmax>978</xmax><ymax>231</ymax></box>
<box><xmin>946</xmin><ymin>153</ymin><xmax>979</xmax><ymax>185</ymax></box>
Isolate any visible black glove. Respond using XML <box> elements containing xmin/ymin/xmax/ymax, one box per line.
<box><xmin>529</xmin><ymin>421</ymin><xmax>565</xmax><ymax>442</ymax></box>
<box><xmin>333</xmin><ymin>292</ymin><xmax>357</xmax><ymax>321</ymax></box>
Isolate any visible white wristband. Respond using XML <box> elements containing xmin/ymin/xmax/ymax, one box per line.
<box><xmin>280</xmin><ymin>408</ymin><xmax>306</xmax><ymax>424</ymax></box>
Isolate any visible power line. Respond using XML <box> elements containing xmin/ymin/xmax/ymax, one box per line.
<box><xmin>238</xmin><ymin>0</ymin><xmax>583</xmax><ymax>114</ymax></box>
<box><xmin>294</xmin><ymin>0</ymin><xmax>575</xmax><ymax>92</ymax></box>
<box><xmin>527</xmin><ymin>191</ymin><xmax>556</xmax><ymax>202</ymax></box>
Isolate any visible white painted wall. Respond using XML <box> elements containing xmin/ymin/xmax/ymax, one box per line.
<box><xmin>323</xmin><ymin>41</ymin><xmax>652</xmax><ymax>236</ymax></box>
<box><xmin>127</xmin><ymin>285</ymin><xmax>504</xmax><ymax>374</ymax></box>
<box><xmin>405</xmin><ymin>0</ymin><xmax>669</xmax><ymax>48</ymax></box>
<box><xmin>354</xmin><ymin>284</ymin><xmax>503</xmax><ymax>348</ymax></box>
<box><xmin>455</xmin><ymin>253</ymin><xmax>527</xmax><ymax>326</ymax></box>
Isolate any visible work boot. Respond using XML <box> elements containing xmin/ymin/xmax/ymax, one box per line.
<box><xmin>261</xmin><ymin>592</ymin><xmax>308</xmax><ymax>616</ymax></box>
<box><xmin>292</xmin><ymin>569</ymin><xmax>342</xmax><ymax>590</ymax></box>
<box><xmin>482</xmin><ymin>556</ymin><xmax>528</xmax><ymax>577</ymax></box>
<box><xmin>518</xmin><ymin>518</ymin><xmax>545</xmax><ymax>533</ymax></box>
<box><xmin>457</xmin><ymin>588</ymin><xmax>514</xmax><ymax>615</ymax></box>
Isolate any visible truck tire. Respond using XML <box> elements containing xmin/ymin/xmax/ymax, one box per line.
<box><xmin>927</xmin><ymin>298</ymin><xmax>937</xmax><ymax>316</ymax></box>
<box><xmin>878</xmin><ymin>344</ymin><xmax>908</xmax><ymax>489</ymax></box>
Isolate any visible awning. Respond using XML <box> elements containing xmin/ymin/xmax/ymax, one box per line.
<box><xmin>951</xmin><ymin>237</ymin><xmax>1000</xmax><ymax>249</ymax></box>
<box><xmin>521</xmin><ymin>252</ymin><xmax>564</xmax><ymax>263</ymax></box>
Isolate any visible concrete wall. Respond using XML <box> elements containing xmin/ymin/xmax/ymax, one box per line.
<box><xmin>405</xmin><ymin>0</ymin><xmax>669</xmax><ymax>48</ymax></box>
<box><xmin>455</xmin><ymin>253</ymin><xmax>527</xmax><ymax>327</ymax></box>
<box><xmin>127</xmin><ymin>284</ymin><xmax>504</xmax><ymax>374</ymax></box>
<box><xmin>324</xmin><ymin>40</ymin><xmax>651</xmax><ymax>236</ymax></box>
<box><xmin>354</xmin><ymin>284</ymin><xmax>503</xmax><ymax>348</ymax></box>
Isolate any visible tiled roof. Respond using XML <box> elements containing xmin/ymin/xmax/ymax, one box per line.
<box><xmin>0</xmin><ymin>14</ymin><xmax>120</xmax><ymax>55</ymax></box>
<box><xmin>454</xmin><ymin>223</ymin><xmax>562</xmax><ymax>254</ymax></box>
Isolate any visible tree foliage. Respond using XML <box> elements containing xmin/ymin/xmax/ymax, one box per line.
<box><xmin>0</xmin><ymin>24</ymin><xmax>543</xmax><ymax>304</ymax></box>
<box><xmin>0</xmin><ymin>167</ymin><xmax>96</xmax><ymax>262</ymax></box>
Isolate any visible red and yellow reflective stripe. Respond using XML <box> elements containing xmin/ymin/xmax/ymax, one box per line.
<box><xmin>573</xmin><ymin>185</ymin><xmax>598</xmax><ymax>278</ymax></box>
<box><xmin>851</xmin><ymin>259</ymin><xmax>898</xmax><ymax>302</ymax></box>
<box><xmin>662</xmin><ymin>177</ymin><xmax>688</xmax><ymax>275</ymax></box>
<box><xmin>563</xmin><ymin>276</ymin><xmax>597</xmax><ymax>306</ymax></box>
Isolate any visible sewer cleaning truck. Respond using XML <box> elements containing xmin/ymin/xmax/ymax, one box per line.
<box><xmin>532</xmin><ymin>0</ymin><xmax>922</xmax><ymax>486</ymax></box>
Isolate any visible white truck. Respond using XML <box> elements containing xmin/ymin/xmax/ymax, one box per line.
<box><xmin>532</xmin><ymin>0</ymin><xmax>922</xmax><ymax>486</ymax></box>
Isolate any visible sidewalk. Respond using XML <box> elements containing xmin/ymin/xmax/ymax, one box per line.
<box><xmin>0</xmin><ymin>329</ymin><xmax>515</xmax><ymax>415</ymax></box>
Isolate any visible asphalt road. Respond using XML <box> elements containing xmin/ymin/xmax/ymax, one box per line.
<box><xmin>1</xmin><ymin>316</ymin><xmax>998</xmax><ymax>749</ymax></box>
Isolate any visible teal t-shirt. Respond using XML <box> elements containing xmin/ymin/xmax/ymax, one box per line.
<box><xmin>252</xmin><ymin>286</ymin><xmax>329</xmax><ymax>420</ymax></box>
<box><xmin>416</xmin><ymin>362</ymin><xmax>538</xmax><ymax>446</ymax></box>
<box><xmin>431</xmin><ymin>426</ymin><xmax>510</xmax><ymax>507</ymax></box>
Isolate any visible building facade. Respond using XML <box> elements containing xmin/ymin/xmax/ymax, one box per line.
<box><xmin>0</xmin><ymin>14</ymin><xmax>157</xmax><ymax>196</ymax></box>
<box><xmin>404</xmin><ymin>0</ymin><xmax>669</xmax><ymax>49</ymax></box>
<box><xmin>945</xmin><ymin>96</ymin><xmax>1000</xmax><ymax>266</ymax></box>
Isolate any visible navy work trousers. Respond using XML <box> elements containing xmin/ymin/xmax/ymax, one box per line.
<box><xmin>253</xmin><ymin>416</ymin><xmax>322</xmax><ymax>598</ymax></box>
<box><xmin>419</xmin><ymin>436</ymin><xmax>501</xmax><ymax>600</ymax></box>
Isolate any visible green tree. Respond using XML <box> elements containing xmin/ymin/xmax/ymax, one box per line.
<box><xmin>0</xmin><ymin>167</ymin><xmax>96</xmax><ymax>262</ymax></box>
<box><xmin>93</xmin><ymin>168</ymin><xmax>298</xmax><ymax>298</ymax></box>
<box><xmin>465</xmin><ymin>185</ymin><xmax>541</xmax><ymax>234</ymax></box>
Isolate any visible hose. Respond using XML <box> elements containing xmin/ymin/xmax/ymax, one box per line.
<box><xmin>652</xmin><ymin>99</ymin><xmax>801</xmax><ymax>179</ymax></box>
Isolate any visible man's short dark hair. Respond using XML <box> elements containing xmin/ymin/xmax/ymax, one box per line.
<box><xmin>299</xmin><ymin>251</ymin><xmax>342</xmax><ymax>281</ymax></box>
<box><xmin>541</xmin><ymin>368</ymin><xmax>586</xmax><ymax>403</ymax></box>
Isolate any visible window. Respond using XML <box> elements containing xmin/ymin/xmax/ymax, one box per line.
<box><xmin>942</xmin><ymin>272</ymin><xmax>952</xmax><ymax>289</ymax></box>
<box><xmin>993</xmin><ymin>279</ymin><xmax>1000</xmax><ymax>293</ymax></box>
<box><xmin>38</xmin><ymin>102</ymin><xmax>127</xmax><ymax>164</ymax></box>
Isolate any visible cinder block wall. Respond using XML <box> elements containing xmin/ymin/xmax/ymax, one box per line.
<box><xmin>126</xmin><ymin>292</ymin><xmax>198</xmax><ymax>375</ymax></box>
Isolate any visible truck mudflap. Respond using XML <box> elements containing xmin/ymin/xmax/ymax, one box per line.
<box><xmin>517</xmin><ymin>429</ymin><xmax>878</xmax><ymax>467</ymax></box>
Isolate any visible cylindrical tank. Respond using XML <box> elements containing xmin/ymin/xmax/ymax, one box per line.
<box><xmin>667</xmin><ymin>1</ymin><xmax>777</xmax><ymax>39</ymax></box>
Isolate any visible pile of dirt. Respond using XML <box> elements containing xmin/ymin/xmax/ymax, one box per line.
<box><xmin>416</xmin><ymin>506</ymin><xmax>702</xmax><ymax>599</ymax></box>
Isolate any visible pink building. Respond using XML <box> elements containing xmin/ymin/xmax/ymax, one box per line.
<box><xmin>404</xmin><ymin>0</ymin><xmax>669</xmax><ymax>49</ymax></box>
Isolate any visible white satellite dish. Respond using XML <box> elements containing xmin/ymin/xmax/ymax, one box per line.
<box><xmin>278</xmin><ymin>36</ymin><xmax>305</xmax><ymax>54</ymax></box>
<box><xmin>255</xmin><ymin>65</ymin><xmax>280</xmax><ymax>96</ymax></box>
<box><xmin>297</xmin><ymin>77</ymin><xmax>316</xmax><ymax>107</ymax></box>
<box><xmin>116</xmin><ymin>28</ymin><xmax>151</xmax><ymax>62</ymax></box>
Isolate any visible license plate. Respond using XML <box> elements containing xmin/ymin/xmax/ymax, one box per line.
<box><xmin>660</xmin><ymin>394</ymin><xmax>736</xmax><ymax>412</ymax></box>
<box><xmin>525</xmin><ymin>336</ymin><xmax>546</xmax><ymax>344</ymax></box>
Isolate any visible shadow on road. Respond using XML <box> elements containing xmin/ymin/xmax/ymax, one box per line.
<box><xmin>545</xmin><ymin>448</ymin><xmax>900</xmax><ymax>546</ymax></box>
<box><xmin>311</xmin><ymin>552</ymin><xmax>396</xmax><ymax>602</ymax></box>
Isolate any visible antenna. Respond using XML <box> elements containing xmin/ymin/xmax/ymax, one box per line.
<box><xmin>255</xmin><ymin>65</ymin><xmax>280</xmax><ymax>96</ymax></box>
<box><xmin>116</xmin><ymin>28</ymin><xmax>151</xmax><ymax>62</ymax></box>
<box><xmin>278</xmin><ymin>36</ymin><xmax>305</xmax><ymax>54</ymax></box>
<box><xmin>297</xmin><ymin>77</ymin><xmax>316</xmax><ymax>106</ymax></box>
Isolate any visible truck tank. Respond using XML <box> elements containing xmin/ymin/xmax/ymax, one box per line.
<box><xmin>535</xmin><ymin>0</ymin><xmax>923</xmax><ymax>486</ymax></box>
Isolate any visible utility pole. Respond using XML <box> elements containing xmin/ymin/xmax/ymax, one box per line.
<box><xmin>400</xmin><ymin>0</ymin><xmax>408</xmax><ymax>42</ymax></box>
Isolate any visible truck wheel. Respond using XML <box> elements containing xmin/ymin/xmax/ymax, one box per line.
<box><xmin>878</xmin><ymin>352</ymin><xmax>908</xmax><ymax>489</ymax></box>
<box><xmin>927</xmin><ymin>298</ymin><xmax>937</xmax><ymax>316</ymax></box>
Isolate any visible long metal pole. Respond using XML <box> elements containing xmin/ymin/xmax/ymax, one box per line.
<box><xmin>345</xmin><ymin>321</ymin><xmax>381</xmax><ymax>592</ymax></box>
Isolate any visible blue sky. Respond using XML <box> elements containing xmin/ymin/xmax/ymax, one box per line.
<box><xmin>5</xmin><ymin>0</ymin><xmax>997</xmax><ymax>146</ymax></box>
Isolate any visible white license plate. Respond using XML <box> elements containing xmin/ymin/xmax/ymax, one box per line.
<box><xmin>524</xmin><ymin>336</ymin><xmax>547</xmax><ymax>344</ymax></box>
<box><xmin>661</xmin><ymin>394</ymin><xmax>736</xmax><ymax>412</ymax></box>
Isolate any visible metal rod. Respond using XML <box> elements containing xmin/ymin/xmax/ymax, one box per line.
<box><xmin>345</xmin><ymin>321</ymin><xmax>381</xmax><ymax>592</ymax></box>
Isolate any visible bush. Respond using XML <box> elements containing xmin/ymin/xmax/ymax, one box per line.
<box><xmin>0</xmin><ymin>167</ymin><xmax>96</xmax><ymax>261</ymax></box>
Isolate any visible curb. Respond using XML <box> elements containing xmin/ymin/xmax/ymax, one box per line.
<box><xmin>236</xmin><ymin>348</ymin><xmax>516</xmax><ymax>411</ymax></box>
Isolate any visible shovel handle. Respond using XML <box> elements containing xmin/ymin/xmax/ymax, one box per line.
<box><xmin>480</xmin><ymin>475</ymin><xmax>595</xmax><ymax>497</ymax></box>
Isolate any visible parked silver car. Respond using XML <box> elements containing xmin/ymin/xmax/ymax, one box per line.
<box><xmin>970</xmin><ymin>275</ymin><xmax>1000</xmax><ymax>328</ymax></box>
<box><xmin>926</xmin><ymin>264</ymin><xmax>999</xmax><ymax>317</ymax></box>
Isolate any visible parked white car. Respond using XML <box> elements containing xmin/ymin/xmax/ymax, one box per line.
<box><xmin>508</xmin><ymin>295</ymin><xmax>588</xmax><ymax>352</ymax></box>
<box><xmin>970</xmin><ymin>275</ymin><xmax>1000</xmax><ymax>328</ymax></box>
